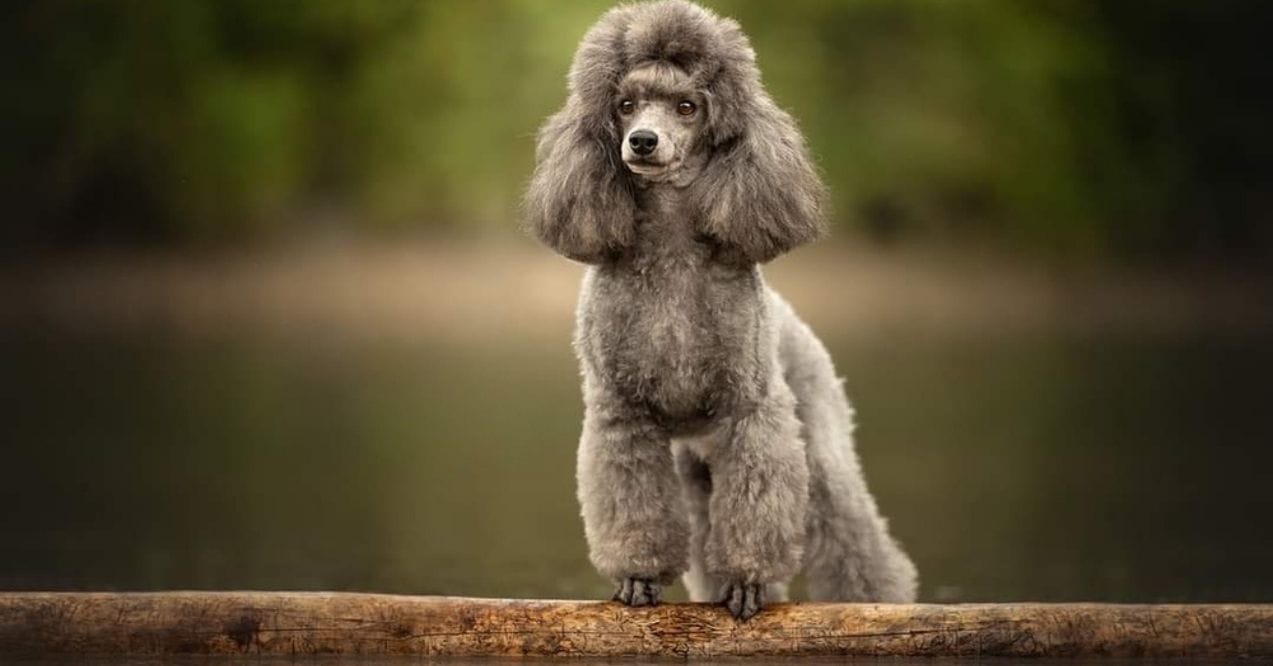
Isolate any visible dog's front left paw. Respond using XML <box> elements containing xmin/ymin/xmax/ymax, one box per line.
<box><xmin>719</xmin><ymin>581</ymin><xmax>765</xmax><ymax>621</ymax></box>
<box><xmin>612</xmin><ymin>577</ymin><xmax>661</xmax><ymax>607</ymax></box>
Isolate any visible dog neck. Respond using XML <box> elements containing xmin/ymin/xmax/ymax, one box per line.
<box><xmin>626</xmin><ymin>151</ymin><xmax>715</xmax><ymax>259</ymax></box>
<box><xmin>633</xmin><ymin>182</ymin><xmax>691</xmax><ymax>223</ymax></box>
<box><xmin>628</xmin><ymin>182</ymin><xmax>712</xmax><ymax>263</ymax></box>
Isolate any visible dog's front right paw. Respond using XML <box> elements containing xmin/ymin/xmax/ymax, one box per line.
<box><xmin>612</xmin><ymin>577</ymin><xmax>661</xmax><ymax>607</ymax></box>
<box><xmin>719</xmin><ymin>580</ymin><xmax>765</xmax><ymax>621</ymax></box>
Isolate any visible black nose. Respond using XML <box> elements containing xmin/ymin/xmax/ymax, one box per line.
<box><xmin>628</xmin><ymin>130</ymin><xmax>658</xmax><ymax>156</ymax></box>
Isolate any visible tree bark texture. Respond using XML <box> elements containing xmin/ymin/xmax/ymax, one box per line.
<box><xmin>1</xmin><ymin>592</ymin><xmax>1270</xmax><ymax>658</ymax></box>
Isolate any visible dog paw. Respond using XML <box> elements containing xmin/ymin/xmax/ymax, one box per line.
<box><xmin>612</xmin><ymin>577</ymin><xmax>661</xmax><ymax>607</ymax></box>
<box><xmin>720</xmin><ymin>581</ymin><xmax>765</xmax><ymax>621</ymax></box>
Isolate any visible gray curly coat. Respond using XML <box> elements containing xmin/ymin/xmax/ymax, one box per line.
<box><xmin>524</xmin><ymin>0</ymin><xmax>917</xmax><ymax>619</ymax></box>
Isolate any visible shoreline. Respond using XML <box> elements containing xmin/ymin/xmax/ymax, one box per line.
<box><xmin>2</xmin><ymin>239</ymin><xmax>1269</xmax><ymax>344</ymax></box>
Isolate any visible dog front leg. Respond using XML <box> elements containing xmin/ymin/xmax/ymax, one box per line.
<box><xmin>577</xmin><ymin>406</ymin><xmax>689</xmax><ymax>606</ymax></box>
<box><xmin>705</xmin><ymin>384</ymin><xmax>809</xmax><ymax>620</ymax></box>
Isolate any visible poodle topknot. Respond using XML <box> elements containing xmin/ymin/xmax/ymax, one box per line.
<box><xmin>525</xmin><ymin>0</ymin><xmax>917</xmax><ymax>620</ymax></box>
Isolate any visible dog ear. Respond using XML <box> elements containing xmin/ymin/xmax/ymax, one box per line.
<box><xmin>690</xmin><ymin>93</ymin><xmax>827</xmax><ymax>265</ymax></box>
<box><xmin>524</xmin><ymin>101</ymin><xmax>637</xmax><ymax>264</ymax></box>
<box><xmin>523</xmin><ymin>7</ymin><xmax>639</xmax><ymax>264</ymax></box>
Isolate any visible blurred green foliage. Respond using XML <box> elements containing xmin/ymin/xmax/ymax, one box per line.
<box><xmin>3</xmin><ymin>0</ymin><xmax>1270</xmax><ymax>260</ymax></box>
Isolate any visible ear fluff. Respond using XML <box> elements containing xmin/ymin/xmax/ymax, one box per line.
<box><xmin>683</xmin><ymin>9</ymin><xmax>827</xmax><ymax>265</ymax></box>
<box><xmin>690</xmin><ymin>93</ymin><xmax>827</xmax><ymax>265</ymax></box>
<box><xmin>523</xmin><ymin>6</ymin><xmax>638</xmax><ymax>264</ymax></box>
<box><xmin>524</xmin><ymin>100</ymin><xmax>637</xmax><ymax>263</ymax></box>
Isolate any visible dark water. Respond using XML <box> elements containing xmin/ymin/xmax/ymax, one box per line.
<box><xmin>2</xmin><ymin>326</ymin><xmax>1271</xmax><ymax>602</ymax></box>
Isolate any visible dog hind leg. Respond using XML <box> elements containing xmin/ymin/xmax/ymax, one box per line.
<box><xmin>779</xmin><ymin>312</ymin><xmax>918</xmax><ymax>603</ymax></box>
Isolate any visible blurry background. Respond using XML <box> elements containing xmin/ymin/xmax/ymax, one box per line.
<box><xmin>1</xmin><ymin>0</ymin><xmax>1270</xmax><ymax>602</ymax></box>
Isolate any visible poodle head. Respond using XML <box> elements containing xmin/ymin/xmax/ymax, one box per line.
<box><xmin>525</xmin><ymin>0</ymin><xmax>826</xmax><ymax>264</ymax></box>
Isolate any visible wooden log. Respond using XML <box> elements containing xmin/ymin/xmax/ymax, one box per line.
<box><xmin>1</xmin><ymin>592</ymin><xmax>1271</xmax><ymax>658</ymax></box>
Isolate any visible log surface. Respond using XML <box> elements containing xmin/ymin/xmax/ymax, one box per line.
<box><xmin>1</xmin><ymin>592</ymin><xmax>1271</xmax><ymax>658</ymax></box>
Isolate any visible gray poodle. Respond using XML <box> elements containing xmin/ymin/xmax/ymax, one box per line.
<box><xmin>524</xmin><ymin>0</ymin><xmax>917</xmax><ymax>620</ymax></box>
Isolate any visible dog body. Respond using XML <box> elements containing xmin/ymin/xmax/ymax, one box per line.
<box><xmin>526</xmin><ymin>0</ymin><xmax>916</xmax><ymax>619</ymax></box>
<box><xmin>581</xmin><ymin>190</ymin><xmax>758</xmax><ymax>428</ymax></box>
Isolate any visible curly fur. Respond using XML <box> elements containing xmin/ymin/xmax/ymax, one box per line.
<box><xmin>525</xmin><ymin>0</ymin><xmax>917</xmax><ymax>618</ymax></box>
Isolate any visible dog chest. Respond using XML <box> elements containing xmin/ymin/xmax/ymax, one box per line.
<box><xmin>579</xmin><ymin>262</ymin><xmax>762</xmax><ymax>420</ymax></box>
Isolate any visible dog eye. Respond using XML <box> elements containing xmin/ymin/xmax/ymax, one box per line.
<box><xmin>619</xmin><ymin>100</ymin><xmax>635</xmax><ymax>115</ymax></box>
<box><xmin>676</xmin><ymin>101</ymin><xmax>697</xmax><ymax>116</ymax></box>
